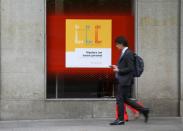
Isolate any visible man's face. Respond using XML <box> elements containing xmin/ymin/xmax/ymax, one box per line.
<box><xmin>115</xmin><ymin>43</ymin><xmax>124</xmax><ymax>50</ymax></box>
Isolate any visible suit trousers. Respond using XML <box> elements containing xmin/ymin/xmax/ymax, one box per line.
<box><xmin>116</xmin><ymin>84</ymin><xmax>146</xmax><ymax>121</ymax></box>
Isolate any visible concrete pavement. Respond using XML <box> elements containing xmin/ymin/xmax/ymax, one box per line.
<box><xmin>0</xmin><ymin>117</ymin><xmax>182</xmax><ymax>131</ymax></box>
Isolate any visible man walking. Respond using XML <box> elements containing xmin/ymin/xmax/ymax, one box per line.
<box><xmin>110</xmin><ymin>36</ymin><xmax>149</xmax><ymax>125</ymax></box>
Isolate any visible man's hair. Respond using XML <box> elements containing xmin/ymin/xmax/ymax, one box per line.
<box><xmin>115</xmin><ymin>36</ymin><xmax>128</xmax><ymax>47</ymax></box>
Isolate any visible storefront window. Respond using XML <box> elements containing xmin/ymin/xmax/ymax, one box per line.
<box><xmin>46</xmin><ymin>0</ymin><xmax>134</xmax><ymax>98</ymax></box>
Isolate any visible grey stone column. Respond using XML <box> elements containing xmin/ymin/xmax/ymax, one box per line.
<box><xmin>0</xmin><ymin>0</ymin><xmax>1</xmax><ymax>119</ymax></box>
<box><xmin>181</xmin><ymin>0</ymin><xmax>183</xmax><ymax>117</ymax></box>
<box><xmin>0</xmin><ymin>0</ymin><xmax>46</xmax><ymax>120</ymax></box>
<box><xmin>137</xmin><ymin>0</ymin><xmax>179</xmax><ymax>116</ymax></box>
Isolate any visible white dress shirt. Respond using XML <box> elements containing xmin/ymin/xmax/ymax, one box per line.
<box><xmin>121</xmin><ymin>47</ymin><xmax>128</xmax><ymax>58</ymax></box>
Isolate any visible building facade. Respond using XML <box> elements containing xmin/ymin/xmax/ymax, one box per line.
<box><xmin>0</xmin><ymin>0</ymin><xmax>183</xmax><ymax>120</ymax></box>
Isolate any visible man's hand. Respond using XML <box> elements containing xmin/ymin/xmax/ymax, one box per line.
<box><xmin>111</xmin><ymin>65</ymin><xmax>119</xmax><ymax>72</ymax></box>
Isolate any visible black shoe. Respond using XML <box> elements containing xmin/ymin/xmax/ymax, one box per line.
<box><xmin>143</xmin><ymin>109</ymin><xmax>149</xmax><ymax>123</ymax></box>
<box><xmin>110</xmin><ymin>119</ymin><xmax>125</xmax><ymax>125</ymax></box>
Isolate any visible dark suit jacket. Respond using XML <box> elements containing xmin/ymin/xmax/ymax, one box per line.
<box><xmin>117</xmin><ymin>49</ymin><xmax>134</xmax><ymax>86</ymax></box>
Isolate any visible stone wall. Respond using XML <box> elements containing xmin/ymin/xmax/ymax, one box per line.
<box><xmin>0</xmin><ymin>0</ymin><xmax>181</xmax><ymax>120</ymax></box>
<box><xmin>180</xmin><ymin>0</ymin><xmax>183</xmax><ymax>116</ymax></box>
<box><xmin>137</xmin><ymin>0</ymin><xmax>179</xmax><ymax>116</ymax></box>
<box><xmin>0</xmin><ymin>0</ymin><xmax>46</xmax><ymax>120</ymax></box>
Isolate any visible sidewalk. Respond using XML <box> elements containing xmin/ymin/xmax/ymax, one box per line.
<box><xmin>0</xmin><ymin>117</ymin><xmax>182</xmax><ymax>131</ymax></box>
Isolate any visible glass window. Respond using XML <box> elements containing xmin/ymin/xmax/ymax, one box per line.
<box><xmin>46</xmin><ymin>0</ymin><xmax>135</xmax><ymax>98</ymax></box>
